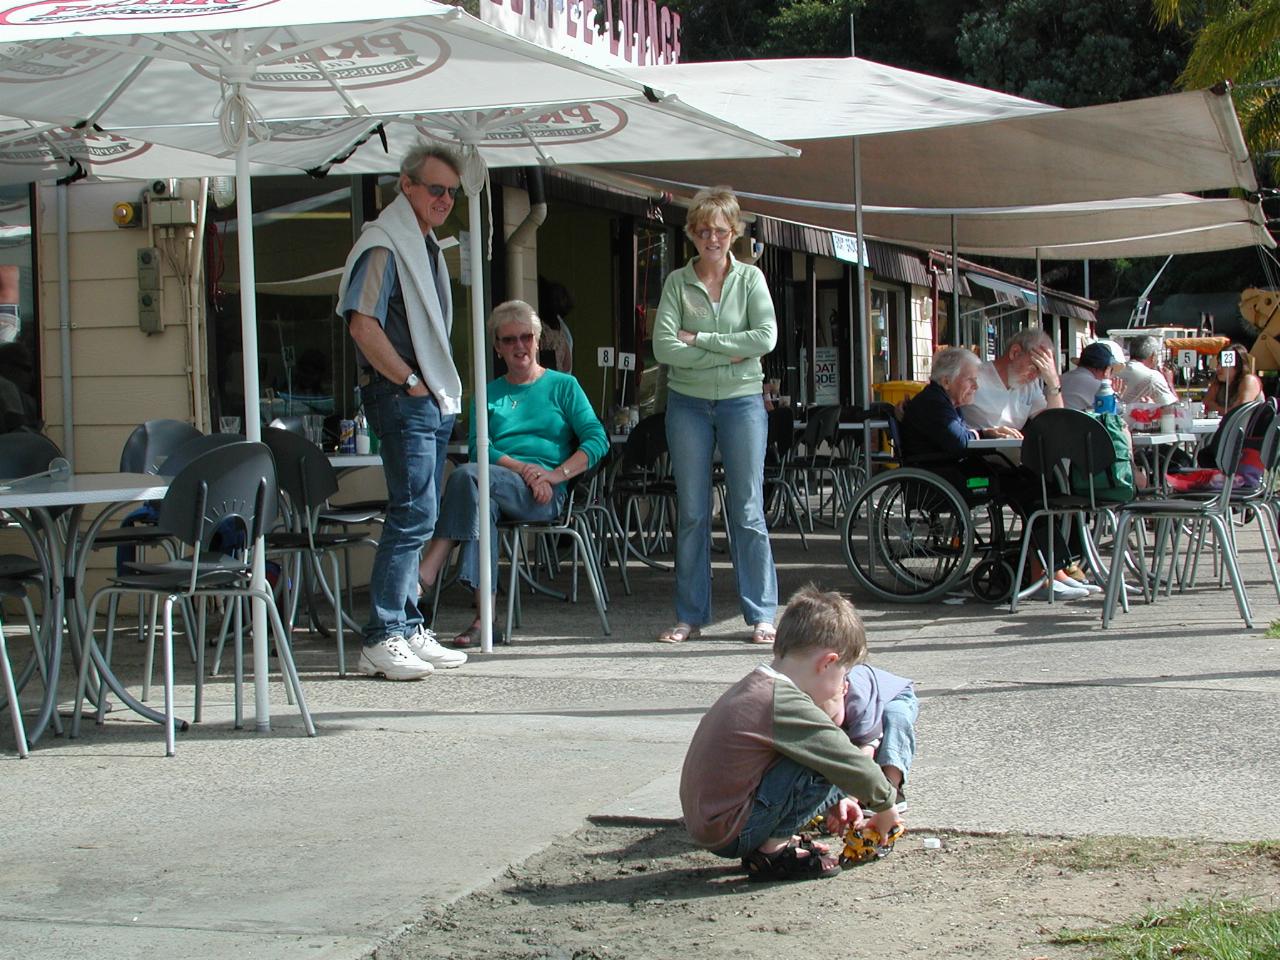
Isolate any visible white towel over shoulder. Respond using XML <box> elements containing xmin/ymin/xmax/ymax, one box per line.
<box><xmin>337</xmin><ymin>193</ymin><xmax>462</xmax><ymax>416</ymax></box>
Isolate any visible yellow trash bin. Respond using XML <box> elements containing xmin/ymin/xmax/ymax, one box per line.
<box><xmin>872</xmin><ymin>380</ymin><xmax>927</xmax><ymax>408</ymax></box>
<box><xmin>871</xmin><ymin>380</ymin><xmax>926</xmax><ymax>451</ymax></box>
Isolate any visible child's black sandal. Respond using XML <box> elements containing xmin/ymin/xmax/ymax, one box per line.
<box><xmin>741</xmin><ymin>839</ymin><xmax>841</xmax><ymax>882</ymax></box>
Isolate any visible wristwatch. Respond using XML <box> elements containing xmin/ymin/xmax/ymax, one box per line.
<box><xmin>560</xmin><ymin>465</ymin><xmax>571</xmax><ymax>479</ymax></box>
<box><xmin>403</xmin><ymin>372</ymin><xmax>421</xmax><ymax>390</ymax></box>
<box><xmin>1045</xmin><ymin>383</ymin><xmax>1062</xmax><ymax>397</ymax></box>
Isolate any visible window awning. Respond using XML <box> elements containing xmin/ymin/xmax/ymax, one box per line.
<box><xmin>966</xmin><ymin>272</ymin><xmax>1037</xmax><ymax>305</ymax></box>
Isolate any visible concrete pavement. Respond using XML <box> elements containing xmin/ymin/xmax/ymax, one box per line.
<box><xmin>2</xmin><ymin>525</ymin><xmax>1278</xmax><ymax>959</ymax></box>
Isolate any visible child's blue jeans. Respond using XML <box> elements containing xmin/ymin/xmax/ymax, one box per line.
<box><xmin>875</xmin><ymin>688</ymin><xmax>919</xmax><ymax>782</ymax></box>
<box><xmin>711</xmin><ymin>757</ymin><xmax>842</xmax><ymax>859</ymax></box>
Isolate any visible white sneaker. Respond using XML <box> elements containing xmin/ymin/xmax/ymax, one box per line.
<box><xmin>408</xmin><ymin>626</ymin><xmax>468</xmax><ymax>669</ymax></box>
<box><xmin>1025</xmin><ymin>579</ymin><xmax>1090</xmax><ymax>601</ymax></box>
<box><xmin>358</xmin><ymin>636</ymin><xmax>434</xmax><ymax>680</ymax></box>
<box><xmin>1063</xmin><ymin>575</ymin><xmax>1102</xmax><ymax>595</ymax></box>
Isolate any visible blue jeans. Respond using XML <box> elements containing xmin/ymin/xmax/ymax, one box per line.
<box><xmin>361</xmin><ymin>381</ymin><xmax>448</xmax><ymax>645</ymax></box>
<box><xmin>665</xmin><ymin>389</ymin><xmax>777</xmax><ymax>627</ymax></box>
<box><xmin>875</xmin><ymin>688</ymin><xmax>919</xmax><ymax>782</ymax></box>
<box><xmin>711</xmin><ymin>757</ymin><xmax>843</xmax><ymax>859</ymax></box>
<box><xmin>433</xmin><ymin>463</ymin><xmax>565</xmax><ymax>593</ymax></box>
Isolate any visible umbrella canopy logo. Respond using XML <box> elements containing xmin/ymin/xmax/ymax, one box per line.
<box><xmin>0</xmin><ymin>0</ymin><xmax>282</xmax><ymax>25</ymax></box>
<box><xmin>417</xmin><ymin>102</ymin><xmax>629</xmax><ymax>147</ymax></box>
<box><xmin>0</xmin><ymin>124</ymin><xmax>151</xmax><ymax>165</ymax></box>
<box><xmin>190</xmin><ymin>25</ymin><xmax>450</xmax><ymax>92</ymax></box>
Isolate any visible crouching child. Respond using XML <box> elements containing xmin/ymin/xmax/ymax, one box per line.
<box><xmin>678</xmin><ymin>585</ymin><xmax>898</xmax><ymax>882</ymax></box>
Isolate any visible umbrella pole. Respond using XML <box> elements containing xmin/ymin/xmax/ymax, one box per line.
<box><xmin>853</xmin><ymin>138</ymin><xmax>869</xmax><ymax>407</ymax></box>
<box><xmin>464</xmin><ymin>166</ymin><xmax>494</xmax><ymax>654</ymax></box>
<box><xmin>235</xmin><ymin>135</ymin><xmax>270</xmax><ymax>731</ymax></box>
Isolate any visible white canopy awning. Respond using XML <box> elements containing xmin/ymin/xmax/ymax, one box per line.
<box><xmin>617</xmin><ymin>59</ymin><xmax>1257</xmax><ymax>206</ymax></box>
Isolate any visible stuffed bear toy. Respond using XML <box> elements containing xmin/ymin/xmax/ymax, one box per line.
<box><xmin>1242</xmin><ymin>288</ymin><xmax>1280</xmax><ymax>372</ymax></box>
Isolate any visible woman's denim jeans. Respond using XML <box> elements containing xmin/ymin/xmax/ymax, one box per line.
<box><xmin>711</xmin><ymin>757</ymin><xmax>842</xmax><ymax>859</ymax></box>
<box><xmin>434</xmin><ymin>463</ymin><xmax>565</xmax><ymax>593</ymax></box>
<box><xmin>665</xmin><ymin>389</ymin><xmax>778</xmax><ymax>627</ymax></box>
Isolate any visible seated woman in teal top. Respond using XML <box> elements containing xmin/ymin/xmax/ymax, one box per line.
<box><xmin>418</xmin><ymin>299</ymin><xmax>608</xmax><ymax>647</ymax></box>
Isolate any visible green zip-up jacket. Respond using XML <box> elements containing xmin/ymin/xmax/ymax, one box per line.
<box><xmin>679</xmin><ymin>665</ymin><xmax>895</xmax><ymax>851</ymax></box>
<box><xmin>652</xmin><ymin>254</ymin><xmax>777</xmax><ymax>401</ymax></box>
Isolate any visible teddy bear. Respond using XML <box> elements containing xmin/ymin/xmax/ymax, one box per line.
<box><xmin>1241</xmin><ymin>288</ymin><xmax>1280</xmax><ymax>371</ymax></box>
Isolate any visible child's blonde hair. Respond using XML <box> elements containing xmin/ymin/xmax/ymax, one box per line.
<box><xmin>773</xmin><ymin>584</ymin><xmax>867</xmax><ymax>666</ymax></box>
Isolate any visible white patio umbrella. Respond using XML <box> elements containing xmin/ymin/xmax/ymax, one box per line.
<box><xmin>0</xmin><ymin>2</ymin><xmax>795</xmax><ymax>700</ymax></box>
<box><xmin>0</xmin><ymin>117</ymin><xmax>301</xmax><ymax>183</ymax></box>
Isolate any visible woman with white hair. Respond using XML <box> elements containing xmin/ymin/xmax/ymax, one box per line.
<box><xmin>900</xmin><ymin>347</ymin><xmax>982</xmax><ymax>457</ymax></box>
<box><xmin>903</xmin><ymin>345</ymin><xmax>1094</xmax><ymax>601</ymax></box>
<box><xmin>417</xmin><ymin>300</ymin><xmax>609</xmax><ymax>647</ymax></box>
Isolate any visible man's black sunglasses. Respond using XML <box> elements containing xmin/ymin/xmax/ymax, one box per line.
<box><xmin>410</xmin><ymin>178</ymin><xmax>461</xmax><ymax>200</ymax></box>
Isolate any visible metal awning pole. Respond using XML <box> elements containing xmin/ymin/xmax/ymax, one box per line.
<box><xmin>853</xmin><ymin>137</ymin><xmax>869</xmax><ymax>406</ymax></box>
<box><xmin>950</xmin><ymin>215</ymin><xmax>959</xmax><ymax>348</ymax></box>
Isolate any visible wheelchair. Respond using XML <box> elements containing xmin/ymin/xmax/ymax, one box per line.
<box><xmin>840</xmin><ymin>455</ymin><xmax>1024</xmax><ymax>604</ymax></box>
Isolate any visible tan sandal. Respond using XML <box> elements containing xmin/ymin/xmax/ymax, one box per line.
<box><xmin>656</xmin><ymin>623</ymin><xmax>700</xmax><ymax>644</ymax></box>
<box><xmin>750</xmin><ymin>623</ymin><xmax>777</xmax><ymax>645</ymax></box>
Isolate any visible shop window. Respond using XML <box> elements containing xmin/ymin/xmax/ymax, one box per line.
<box><xmin>0</xmin><ymin>185</ymin><xmax>40</xmax><ymax>432</ymax></box>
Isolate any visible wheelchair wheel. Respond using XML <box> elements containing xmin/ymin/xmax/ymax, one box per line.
<box><xmin>842</xmin><ymin>468</ymin><xmax>975</xmax><ymax>603</ymax></box>
<box><xmin>969</xmin><ymin>558</ymin><xmax>1015</xmax><ymax>603</ymax></box>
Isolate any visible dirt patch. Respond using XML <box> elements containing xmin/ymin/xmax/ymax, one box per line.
<box><xmin>374</xmin><ymin>826</ymin><xmax>1280</xmax><ymax>960</ymax></box>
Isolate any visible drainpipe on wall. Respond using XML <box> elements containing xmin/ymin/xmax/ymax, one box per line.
<box><xmin>505</xmin><ymin>167</ymin><xmax>547</xmax><ymax>303</ymax></box>
<box><xmin>57</xmin><ymin>184</ymin><xmax>73</xmax><ymax>468</ymax></box>
<box><xmin>188</xmin><ymin>179</ymin><xmax>209</xmax><ymax>431</ymax></box>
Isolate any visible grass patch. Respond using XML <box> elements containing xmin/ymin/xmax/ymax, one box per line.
<box><xmin>1051</xmin><ymin>898</ymin><xmax>1280</xmax><ymax>958</ymax></box>
<box><xmin>1227</xmin><ymin>841</ymin><xmax>1280</xmax><ymax>867</ymax></box>
<box><xmin>996</xmin><ymin>835</ymin><xmax>1187</xmax><ymax>872</ymax></box>
<box><xmin>1266</xmin><ymin>620</ymin><xmax>1280</xmax><ymax>639</ymax></box>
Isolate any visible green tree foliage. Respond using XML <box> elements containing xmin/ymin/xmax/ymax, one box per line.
<box><xmin>955</xmin><ymin>0</ymin><xmax>1190</xmax><ymax>107</ymax></box>
<box><xmin>1152</xmin><ymin>0</ymin><xmax>1280</xmax><ymax>174</ymax></box>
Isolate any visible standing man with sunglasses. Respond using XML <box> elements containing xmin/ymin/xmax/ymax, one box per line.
<box><xmin>337</xmin><ymin>142</ymin><xmax>469</xmax><ymax>680</ymax></box>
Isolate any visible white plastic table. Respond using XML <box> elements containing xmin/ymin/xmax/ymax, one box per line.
<box><xmin>0</xmin><ymin>472</ymin><xmax>170</xmax><ymax>746</ymax></box>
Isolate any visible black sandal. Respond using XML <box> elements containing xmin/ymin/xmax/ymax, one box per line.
<box><xmin>741</xmin><ymin>837</ymin><xmax>842</xmax><ymax>883</ymax></box>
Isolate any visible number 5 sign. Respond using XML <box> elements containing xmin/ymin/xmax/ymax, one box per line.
<box><xmin>597</xmin><ymin>347</ymin><xmax>615</xmax><ymax>368</ymax></box>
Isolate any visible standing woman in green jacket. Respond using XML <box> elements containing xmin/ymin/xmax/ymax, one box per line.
<box><xmin>652</xmin><ymin>186</ymin><xmax>779</xmax><ymax>645</ymax></box>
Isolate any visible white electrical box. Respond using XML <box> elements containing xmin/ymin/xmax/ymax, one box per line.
<box><xmin>149</xmin><ymin>199</ymin><xmax>197</xmax><ymax>227</ymax></box>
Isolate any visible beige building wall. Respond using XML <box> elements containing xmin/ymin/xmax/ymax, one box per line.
<box><xmin>37</xmin><ymin>179</ymin><xmax>199</xmax><ymax>471</ymax></box>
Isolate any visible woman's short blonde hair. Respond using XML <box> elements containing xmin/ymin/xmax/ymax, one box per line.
<box><xmin>684</xmin><ymin>185</ymin><xmax>745</xmax><ymax>243</ymax></box>
<box><xmin>487</xmin><ymin>299</ymin><xmax>543</xmax><ymax>343</ymax></box>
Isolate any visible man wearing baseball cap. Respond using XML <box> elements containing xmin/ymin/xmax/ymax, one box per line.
<box><xmin>1061</xmin><ymin>340</ymin><xmax>1124</xmax><ymax>411</ymax></box>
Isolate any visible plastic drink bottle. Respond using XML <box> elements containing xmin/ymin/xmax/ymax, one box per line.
<box><xmin>1093</xmin><ymin>380</ymin><xmax>1117</xmax><ymax>415</ymax></box>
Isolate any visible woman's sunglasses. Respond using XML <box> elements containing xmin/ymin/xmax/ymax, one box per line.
<box><xmin>497</xmin><ymin>332</ymin><xmax>536</xmax><ymax>347</ymax></box>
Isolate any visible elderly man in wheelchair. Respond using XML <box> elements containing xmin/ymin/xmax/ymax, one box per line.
<box><xmin>842</xmin><ymin>342</ymin><xmax>1096</xmax><ymax>604</ymax></box>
